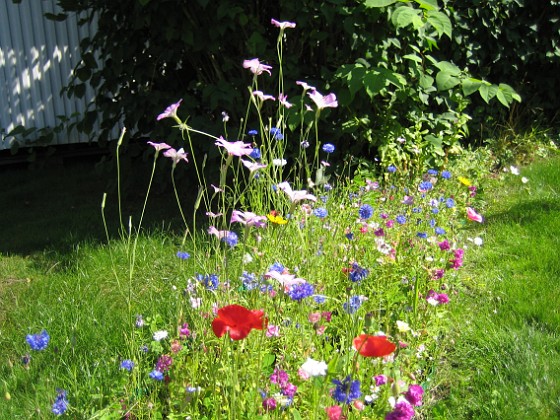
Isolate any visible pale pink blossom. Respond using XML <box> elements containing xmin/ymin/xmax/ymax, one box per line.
<box><xmin>147</xmin><ymin>141</ymin><xmax>171</xmax><ymax>152</ymax></box>
<box><xmin>243</xmin><ymin>58</ymin><xmax>272</xmax><ymax>76</ymax></box>
<box><xmin>271</xmin><ymin>18</ymin><xmax>296</xmax><ymax>30</ymax></box>
<box><xmin>163</xmin><ymin>147</ymin><xmax>189</xmax><ymax>165</ymax></box>
<box><xmin>277</xmin><ymin>181</ymin><xmax>317</xmax><ymax>203</ymax></box>
<box><xmin>466</xmin><ymin>207</ymin><xmax>484</xmax><ymax>223</ymax></box>
<box><xmin>205</xmin><ymin>211</ymin><xmax>223</xmax><ymax>218</ymax></box>
<box><xmin>252</xmin><ymin>90</ymin><xmax>276</xmax><ymax>102</ymax></box>
<box><xmin>264</xmin><ymin>270</ymin><xmax>306</xmax><ymax>290</ymax></box>
<box><xmin>230</xmin><ymin>210</ymin><xmax>267</xmax><ymax>228</ymax></box>
<box><xmin>308</xmin><ymin>90</ymin><xmax>338</xmax><ymax>110</ymax></box>
<box><xmin>241</xmin><ymin>159</ymin><xmax>267</xmax><ymax>173</ymax></box>
<box><xmin>296</xmin><ymin>81</ymin><xmax>316</xmax><ymax>92</ymax></box>
<box><xmin>215</xmin><ymin>136</ymin><xmax>253</xmax><ymax>157</ymax></box>
<box><xmin>266</xmin><ymin>325</ymin><xmax>280</xmax><ymax>337</ymax></box>
<box><xmin>207</xmin><ymin>226</ymin><xmax>230</xmax><ymax>239</ymax></box>
<box><xmin>157</xmin><ymin>99</ymin><xmax>182</xmax><ymax>121</ymax></box>
<box><xmin>278</xmin><ymin>93</ymin><xmax>293</xmax><ymax>108</ymax></box>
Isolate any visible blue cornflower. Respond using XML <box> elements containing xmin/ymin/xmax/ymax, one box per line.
<box><xmin>313</xmin><ymin>208</ymin><xmax>328</xmax><ymax>218</ymax></box>
<box><xmin>396</xmin><ymin>215</ymin><xmax>407</xmax><ymax>225</ymax></box>
<box><xmin>322</xmin><ymin>143</ymin><xmax>335</xmax><ymax>153</ymax></box>
<box><xmin>270</xmin><ymin>127</ymin><xmax>284</xmax><ymax>140</ymax></box>
<box><xmin>269</xmin><ymin>262</ymin><xmax>285</xmax><ymax>273</ymax></box>
<box><xmin>248</xmin><ymin>129</ymin><xmax>258</xmax><ymax>136</ymax></box>
<box><xmin>52</xmin><ymin>389</ymin><xmax>68</xmax><ymax>416</ymax></box>
<box><xmin>348</xmin><ymin>192</ymin><xmax>359</xmax><ymax>202</ymax></box>
<box><xmin>427</xmin><ymin>169</ymin><xmax>438</xmax><ymax>175</ymax></box>
<box><xmin>240</xmin><ymin>271</ymin><xmax>259</xmax><ymax>291</ymax></box>
<box><xmin>345</xmin><ymin>232</ymin><xmax>354</xmax><ymax>240</ymax></box>
<box><xmin>176</xmin><ymin>251</ymin><xmax>190</xmax><ymax>260</ymax></box>
<box><xmin>431</xmin><ymin>207</ymin><xmax>439</xmax><ymax>214</ymax></box>
<box><xmin>149</xmin><ymin>370</ymin><xmax>164</xmax><ymax>381</ymax></box>
<box><xmin>446</xmin><ymin>198</ymin><xmax>455</xmax><ymax>208</ymax></box>
<box><xmin>287</xmin><ymin>282</ymin><xmax>315</xmax><ymax>301</ymax></box>
<box><xmin>343</xmin><ymin>296</ymin><xmax>364</xmax><ymax>314</ymax></box>
<box><xmin>358</xmin><ymin>204</ymin><xmax>374</xmax><ymax>220</ymax></box>
<box><xmin>349</xmin><ymin>263</ymin><xmax>369</xmax><ymax>282</ymax></box>
<box><xmin>419</xmin><ymin>181</ymin><xmax>433</xmax><ymax>191</ymax></box>
<box><xmin>417</xmin><ymin>232</ymin><xmax>428</xmax><ymax>238</ymax></box>
<box><xmin>441</xmin><ymin>170</ymin><xmax>451</xmax><ymax>179</ymax></box>
<box><xmin>320</xmin><ymin>195</ymin><xmax>328</xmax><ymax>204</ymax></box>
<box><xmin>222</xmin><ymin>231</ymin><xmax>238</xmax><ymax>247</ymax></box>
<box><xmin>26</xmin><ymin>330</ymin><xmax>49</xmax><ymax>351</ymax></box>
<box><xmin>120</xmin><ymin>359</ymin><xmax>134</xmax><ymax>372</ymax></box>
<box><xmin>324</xmin><ymin>183</ymin><xmax>333</xmax><ymax>191</ymax></box>
<box><xmin>332</xmin><ymin>376</ymin><xmax>361</xmax><ymax>404</ymax></box>
<box><xmin>412</xmin><ymin>207</ymin><xmax>422</xmax><ymax>213</ymax></box>
<box><xmin>387</xmin><ymin>165</ymin><xmax>397</xmax><ymax>173</ymax></box>
<box><xmin>197</xmin><ymin>274</ymin><xmax>220</xmax><ymax>290</ymax></box>
<box><xmin>313</xmin><ymin>294</ymin><xmax>327</xmax><ymax>304</ymax></box>
<box><xmin>140</xmin><ymin>345</ymin><xmax>149</xmax><ymax>353</ymax></box>
<box><xmin>250</xmin><ymin>147</ymin><xmax>261</xmax><ymax>160</ymax></box>
<box><xmin>435</xmin><ymin>227</ymin><xmax>446</xmax><ymax>235</ymax></box>
<box><xmin>429</xmin><ymin>219</ymin><xmax>436</xmax><ymax>228</ymax></box>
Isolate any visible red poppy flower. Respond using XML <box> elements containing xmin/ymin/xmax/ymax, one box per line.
<box><xmin>353</xmin><ymin>334</ymin><xmax>396</xmax><ymax>357</ymax></box>
<box><xmin>212</xmin><ymin>304</ymin><xmax>267</xmax><ymax>340</ymax></box>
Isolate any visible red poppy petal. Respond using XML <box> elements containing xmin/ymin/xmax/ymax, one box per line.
<box><xmin>353</xmin><ymin>334</ymin><xmax>396</xmax><ymax>357</ymax></box>
<box><xmin>227</xmin><ymin>325</ymin><xmax>252</xmax><ymax>340</ymax></box>
<box><xmin>212</xmin><ymin>317</ymin><xmax>228</xmax><ymax>338</ymax></box>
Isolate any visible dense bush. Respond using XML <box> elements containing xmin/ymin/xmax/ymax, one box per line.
<box><xmin>32</xmin><ymin>0</ymin><xmax>559</xmax><ymax>170</ymax></box>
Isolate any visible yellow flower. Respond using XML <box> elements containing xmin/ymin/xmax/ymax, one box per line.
<box><xmin>266</xmin><ymin>211</ymin><xmax>288</xmax><ymax>225</ymax></box>
<box><xmin>457</xmin><ymin>176</ymin><xmax>471</xmax><ymax>187</ymax></box>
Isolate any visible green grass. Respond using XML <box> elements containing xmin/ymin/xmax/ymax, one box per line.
<box><xmin>434</xmin><ymin>158</ymin><xmax>560</xmax><ymax>419</ymax></box>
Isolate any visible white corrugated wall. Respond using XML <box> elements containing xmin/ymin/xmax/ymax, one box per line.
<box><xmin>0</xmin><ymin>0</ymin><xmax>97</xmax><ymax>150</ymax></box>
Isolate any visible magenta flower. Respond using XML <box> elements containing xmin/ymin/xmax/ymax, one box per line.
<box><xmin>147</xmin><ymin>141</ymin><xmax>171</xmax><ymax>152</ymax></box>
<box><xmin>277</xmin><ymin>181</ymin><xmax>317</xmax><ymax>203</ymax></box>
<box><xmin>308</xmin><ymin>90</ymin><xmax>338</xmax><ymax>110</ymax></box>
<box><xmin>404</xmin><ymin>384</ymin><xmax>424</xmax><ymax>406</ymax></box>
<box><xmin>466</xmin><ymin>207</ymin><xmax>484</xmax><ymax>223</ymax></box>
<box><xmin>163</xmin><ymin>147</ymin><xmax>189</xmax><ymax>165</ymax></box>
<box><xmin>215</xmin><ymin>136</ymin><xmax>253</xmax><ymax>157</ymax></box>
<box><xmin>157</xmin><ymin>99</ymin><xmax>182</xmax><ymax>121</ymax></box>
<box><xmin>230</xmin><ymin>210</ymin><xmax>267</xmax><ymax>228</ymax></box>
<box><xmin>243</xmin><ymin>58</ymin><xmax>272</xmax><ymax>76</ymax></box>
<box><xmin>271</xmin><ymin>18</ymin><xmax>296</xmax><ymax>30</ymax></box>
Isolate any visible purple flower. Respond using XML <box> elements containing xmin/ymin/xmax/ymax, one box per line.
<box><xmin>231</xmin><ymin>210</ymin><xmax>267</xmax><ymax>228</ymax></box>
<box><xmin>180</xmin><ymin>323</ymin><xmax>191</xmax><ymax>339</ymax></box>
<box><xmin>262</xmin><ymin>396</ymin><xmax>277</xmax><ymax>411</ymax></box>
<box><xmin>248</xmin><ymin>129</ymin><xmax>259</xmax><ymax>136</ymax></box>
<box><xmin>157</xmin><ymin>99</ymin><xmax>182</xmax><ymax>121</ymax></box>
<box><xmin>385</xmin><ymin>401</ymin><xmax>415</xmax><ymax>420</ymax></box>
<box><xmin>243</xmin><ymin>58</ymin><xmax>272</xmax><ymax>76</ymax></box>
<box><xmin>418</xmin><ymin>181</ymin><xmax>433</xmax><ymax>192</ymax></box>
<box><xmin>374</xmin><ymin>374</ymin><xmax>387</xmax><ymax>386</ymax></box>
<box><xmin>396</xmin><ymin>215</ymin><xmax>407</xmax><ymax>225</ymax></box>
<box><xmin>441</xmin><ymin>170</ymin><xmax>451</xmax><ymax>179</ymax></box>
<box><xmin>404</xmin><ymin>384</ymin><xmax>424</xmax><ymax>406</ymax></box>
<box><xmin>331</xmin><ymin>376</ymin><xmax>361</xmax><ymax>404</ymax></box>
<box><xmin>120</xmin><ymin>359</ymin><xmax>134</xmax><ymax>371</ymax></box>
<box><xmin>435</xmin><ymin>227</ymin><xmax>446</xmax><ymax>235</ymax></box>
<box><xmin>343</xmin><ymin>295</ymin><xmax>366</xmax><ymax>314</ymax></box>
<box><xmin>322</xmin><ymin>143</ymin><xmax>335</xmax><ymax>153</ymax></box>
<box><xmin>197</xmin><ymin>273</ymin><xmax>220</xmax><ymax>290</ymax></box>
<box><xmin>26</xmin><ymin>330</ymin><xmax>49</xmax><ymax>351</ymax></box>
<box><xmin>156</xmin><ymin>355</ymin><xmax>173</xmax><ymax>372</ymax></box>
<box><xmin>147</xmin><ymin>141</ymin><xmax>171</xmax><ymax>152</ymax></box>
<box><xmin>176</xmin><ymin>251</ymin><xmax>190</xmax><ymax>260</ymax></box>
<box><xmin>313</xmin><ymin>207</ymin><xmax>328</xmax><ymax>218</ymax></box>
<box><xmin>149</xmin><ymin>370</ymin><xmax>164</xmax><ymax>381</ymax></box>
<box><xmin>270</xmin><ymin>368</ymin><xmax>289</xmax><ymax>387</ymax></box>
<box><xmin>270</xmin><ymin>127</ymin><xmax>284</xmax><ymax>140</ymax></box>
<box><xmin>427</xmin><ymin>169</ymin><xmax>438</xmax><ymax>175</ymax></box>
<box><xmin>207</xmin><ymin>226</ymin><xmax>238</xmax><ymax>247</ymax></box>
<box><xmin>287</xmin><ymin>282</ymin><xmax>315</xmax><ymax>301</ymax></box>
<box><xmin>135</xmin><ymin>314</ymin><xmax>144</xmax><ymax>328</ymax></box>
<box><xmin>349</xmin><ymin>263</ymin><xmax>369</xmax><ymax>282</ymax></box>
<box><xmin>249</xmin><ymin>147</ymin><xmax>261</xmax><ymax>159</ymax></box>
<box><xmin>387</xmin><ymin>165</ymin><xmax>397</xmax><ymax>173</ymax></box>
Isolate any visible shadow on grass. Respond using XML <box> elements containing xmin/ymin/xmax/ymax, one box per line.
<box><xmin>0</xmin><ymin>155</ymin><xmax>196</xmax><ymax>267</ymax></box>
<box><xmin>484</xmin><ymin>198</ymin><xmax>560</xmax><ymax>226</ymax></box>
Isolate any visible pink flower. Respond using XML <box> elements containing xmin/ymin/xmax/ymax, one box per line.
<box><xmin>308</xmin><ymin>90</ymin><xmax>338</xmax><ymax>110</ymax></box>
<box><xmin>277</xmin><ymin>181</ymin><xmax>317</xmax><ymax>203</ymax></box>
<box><xmin>278</xmin><ymin>93</ymin><xmax>293</xmax><ymax>108</ymax></box>
<box><xmin>163</xmin><ymin>147</ymin><xmax>188</xmax><ymax>165</ymax></box>
<box><xmin>404</xmin><ymin>384</ymin><xmax>424</xmax><ymax>406</ymax></box>
<box><xmin>266</xmin><ymin>325</ymin><xmax>280</xmax><ymax>337</ymax></box>
<box><xmin>308</xmin><ymin>312</ymin><xmax>321</xmax><ymax>323</ymax></box>
<box><xmin>147</xmin><ymin>141</ymin><xmax>171</xmax><ymax>152</ymax></box>
<box><xmin>325</xmin><ymin>405</ymin><xmax>346</xmax><ymax>420</ymax></box>
<box><xmin>264</xmin><ymin>270</ymin><xmax>306</xmax><ymax>290</ymax></box>
<box><xmin>215</xmin><ymin>136</ymin><xmax>253</xmax><ymax>157</ymax></box>
<box><xmin>252</xmin><ymin>90</ymin><xmax>276</xmax><ymax>102</ymax></box>
<box><xmin>466</xmin><ymin>207</ymin><xmax>484</xmax><ymax>223</ymax></box>
<box><xmin>157</xmin><ymin>99</ymin><xmax>182</xmax><ymax>121</ymax></box>
<box><xmin>271</xmin><ymin>18</ymin><xmax>296</xmax><ymax>30</ymax></box>
<box><xmin>296</xmin><ymin>80</ymin><xmax>316</xmax><ymax>92</ymax></box>
<box><xmin>243</xmin><ymin>58</ymin><xmax>272</xmax><ymax>76</ymax></box>
<box><xmin>230</xmin><ymin>210</ymin><xmax>267</xmax><ymax>228</ymax></box>
<box><xmin>241</xmin><ymin>159</ymin><xmax>267</xmax><ymax>173</ymax></box>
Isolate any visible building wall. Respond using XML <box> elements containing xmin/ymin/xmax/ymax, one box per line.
<box><xmin>0</xmin><ymin>0</ymin><xmax>97</xmax><ymax>150</ymax></box>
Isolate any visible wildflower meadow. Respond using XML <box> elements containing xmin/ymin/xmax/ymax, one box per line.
<box><xmin>2</xmin><ymin>18</ymin><xmax>492</xmax><ymax>419</ymax></box>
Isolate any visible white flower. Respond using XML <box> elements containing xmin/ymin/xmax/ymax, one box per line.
<box><xmin>300</xmin><ymin>358</ymin><xmax>328</xmax><ymax>377</ymax></box>
<box><xmin>396</xmin><ymin>320</ymin><xmax>411</xmax><ymax>333</ymax></box>
<box><xmin>153</xmin><ymin>330</ymin><xmax>168</xmax><ymax>341</ymax></box>
<box><xmin>510</xmin><ymin>165</ymin><xmax>520</xmax><ymax>175</ymax></box>
<box><xmin>473</xmin><ymin>237</ymin><xmax>483</xmax><ymax>246</ymax></box>
<box><xmin>522</xmin><ymin>177</ymin><xmax>529</xmax><ymax>184</ymax></box>
<box><xmin>243</xmin><ymin>253</ymin><xmax>253</xmax><ymax>264</ymax></box>
<box><xmin>272</xmin><ymin>158</ymin><xmax>287</xmax><ymax>167</ymax></box>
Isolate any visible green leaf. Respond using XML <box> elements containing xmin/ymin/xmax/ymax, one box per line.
<box><xmin>436</xmin><ymin>71</ymin><xmax>460</xmax><ymax>90</ymax></box>
<box><xmin>363</xmin><ymin>70</ymin><xmax>386</xmax><ymax>98</ymax></box>
<box><xmin>391</xmin><ymin>6</ymin><xmax>423</xmax><ymax>29</ymax></box>
<box><xmin>419</xmin><ymin>73</ymin><xmax>434</xmax><ymax>89</ymax></box>
<box><xmin>478</xmin><ymin>83</ymin><xmax>499</xmax><ymax>104</ymax></box>
<box><xmin>292</xmin><ymin>409</ymin><xmax>303</xmax><ymax>420</ymax></box>
<box><xmin>403</xmin><ymin>53</ymin><xmax>423</xmax><ymax>63</ymax></box>
<box><xmin>363</xmin><ymin>0</ymin><xmax>398</xmax><ymax>7</ymax></box>
<box><xmin>434</xmin><ymin>61</ymin><xmax>461</xmax><ymax>75</ymax></box>
<box><xmin>426</xmin><ymin>10</ymin><xmax>452</xmax><ymax>38</ymax></box>
<box><xmin>414</xmin><ymin>0</ymin><xmax>438</xmax><ymax>10</ymax></box>
<box><xmin>262</xmin><ymin>354</ymin><xmax>276</xmax><ymax>367</ymax></box>
<box><xmin>498</xmin><ymin>83</ymin><xmax>522</xmax><ymax>103</ymax></box>
<box><xmin>462</xmin><ymin>78</ymin><xmax>482</xmax><ymax>96</ymax></box>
